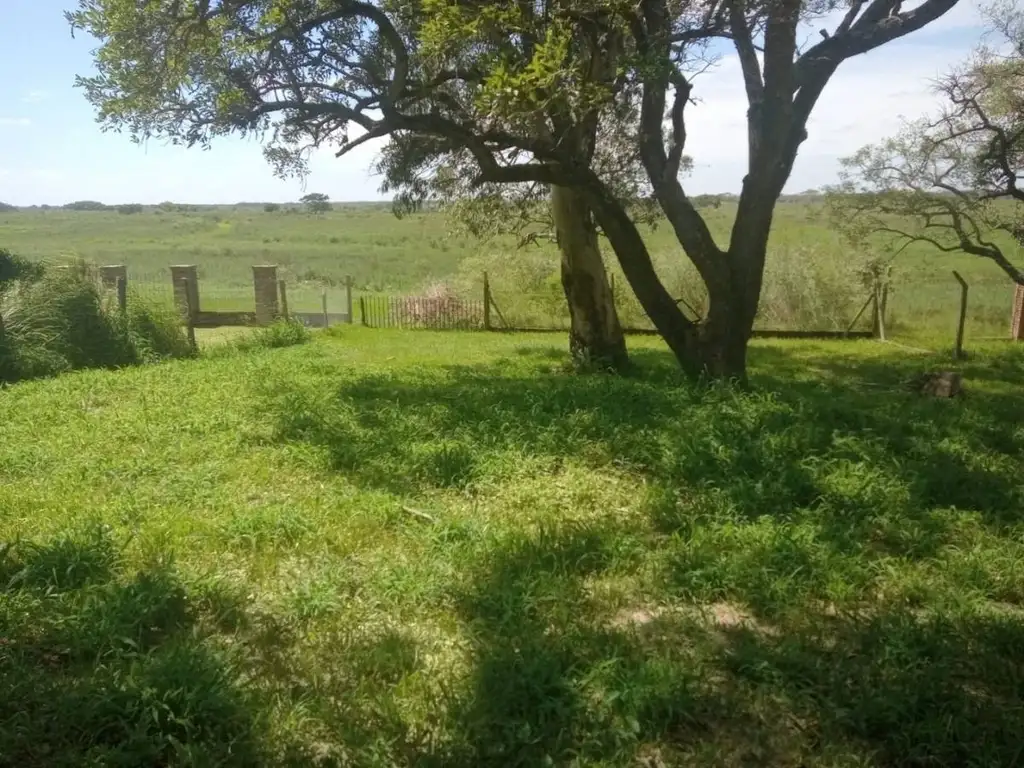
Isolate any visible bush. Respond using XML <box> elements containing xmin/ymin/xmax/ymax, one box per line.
<box><xmin>0</xmin><ymin>249</ymin><xmax>43</xmax><ymax>288</ymax></box>
<box><xmin>0</xmin><ymin>262</ymin><xmax>191</xmax><ymax>384</ymax></box>
<box><xmin>117</xmin><ymin>203</ymin><xmax>144</xmax><ymax>215</ymax></box>
<box><xmin>263</xmin><ymin>203</ymin><xmax>281</xmax><ymax>213</ymax></box>
<box><xmin>0</xmin><ymin>201</ymin><xmax>17</xmax><ymax>213</ymax></box>
<box><xmin>119</xmin><ymin>297</ymin><xmax>194</xmax><ymax>362</ymax></box>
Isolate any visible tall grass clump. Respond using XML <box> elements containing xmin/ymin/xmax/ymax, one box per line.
<box><xmin>243</xmin><ymin>319</ymin><xmax>311</xmax><ymax>350</ymax></box>
<box><xmin>0</xmin><ymin>256</ymin><xmax>192</xmax><ymax>384</ymax></box>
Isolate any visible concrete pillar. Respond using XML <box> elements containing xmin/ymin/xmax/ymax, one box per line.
<box><xmin>253</xmin><ymin>265</ymin><xmax>279</xmax><ymax>325</ymax></box>
<box><xmin>99</xmin><ymin>264</ymin><xmax>127</xmax><ymax>289</ymax></box>
<box><xmin>170</xmin><ymin>265</ymin><xmax>200</xmax><ymax>319</ymax></box>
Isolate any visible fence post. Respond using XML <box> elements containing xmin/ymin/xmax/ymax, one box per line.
<box><xmin>879</xmin><ymin>281</ymin><xmax>889</xmax><ymax>332</ymax></box>
<box><xmin>322</xmin><ymin>287</ymin><xmax>330</xmax><ymax>328</ymax></box>
<box><xmin>953</xmin><ymin>270</ymin><xmax>968</xmax><ymax>359</ymax></box>
<box><xmin>170</xmin><ymin>265</ymin><xmax>200</xmax><ymax>320</ymax></box>
<box><xmin>278</xmin><ymin>279</ymin><xmax>290</xmax><ymax>320</ymax></box>
<box><xmin>345</xmin><ymin>275</ymin><xmax>354</xmax><ymax>324</ymax></box>
<box><xmin>871</xmin><ymin>278</ymin><xmax>887</xmax><ymax>341</ymax></box>
<box><xmin>1012</xmin><ymin>283</ymin><xmax>1024</xmax><ymax>341</ymax></box>
<box><xmin>252</xmin><ymin>265</ymin><xmax>279</xmax><ymax>325</ymax></box>
<box><xmin>360</xmin><ymin>296</ymin><xmax>367</xmax><ymax>327</ymax></box>
<box><xmin>483</xmin><ymin>272</ymin><xmax>492</xmax><ymax>331</ymax></box>
<box><xmin>176</xmin><ymin>275</ymin><xmax>198</xmax><ymax>353</ymax></box>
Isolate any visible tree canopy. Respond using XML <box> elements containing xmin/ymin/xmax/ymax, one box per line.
<box><xmin>828</xmin><ymin>0</ymin><xmax>1023</xmax><ymax>284</ymax></box>
<box><xmin>300</xmin><ymin>192</ymin><xmax>331</xmax><ymax>214</ymax></box>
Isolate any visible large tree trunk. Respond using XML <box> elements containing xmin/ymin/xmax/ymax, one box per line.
<box><xmin>697</xmin><ymin>283</ymin><xmax>756</xmax><ymax>381</ymax></box>
<box><xmin>551</xmin><ymin>185</ymin><xmax>628</xmax><ymax>371</ymax></box>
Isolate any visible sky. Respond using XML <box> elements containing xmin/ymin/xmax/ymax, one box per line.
<box><xmin>0</xmin><ymin>0</ymin><xmax>989</xmax><ymax>206</ymax></box>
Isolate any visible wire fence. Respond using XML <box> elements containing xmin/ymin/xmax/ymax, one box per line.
<box><xmin>90</xmin><ymin>263</ymin><xmax>1024</xmax><ymax>348</ymax></box>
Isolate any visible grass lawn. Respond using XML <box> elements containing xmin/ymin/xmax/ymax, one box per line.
<box><xmin>1</xmin><ymin>330</ymin><xmax>1022</xmax><ymax>766</ymax></box>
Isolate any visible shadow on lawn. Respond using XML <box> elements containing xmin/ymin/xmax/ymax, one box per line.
<box><xmin>0</xmin><ymin>524</ymin><xmax>260</xmax><ymax>767</ymax></box>
<box><xmin>255</xmin><ymin>340</ymin><xmax>1024</xmax><ymax>765</ymax></box>
<box><xmin>265</xmin><ymin>341</ymin><xmax>1023</xmax><ymax>534</ymax></box>
<box><xmin>419</xmin><ymin>520</ymin><xmax>1024</xmax><ymax>767</ymax></box>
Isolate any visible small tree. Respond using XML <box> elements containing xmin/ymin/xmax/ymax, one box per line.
<box><xmin>828</xmin><ymin>0</ymin><xmax>1024</xmax><ymax>285</ymax></box>
<box><xmin>264</xmin><ymin>202</ymin><xmax>281</xmax><ymax>213</ymax></box>
<box><xmin>300</xmin><ymin>194</ymin><xmax>331</xmax><ymax>215</ymax></box>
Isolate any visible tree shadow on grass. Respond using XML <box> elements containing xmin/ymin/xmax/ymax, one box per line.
<box><xmin>0</xmin><ymin>524</ymin><xmax>261</xmax><ymax>767</ymax></box>
<box><xmin>261</xmin><ymin>341</ymin><xmax>1023</xmax><ymax>541</ymax></box>
<box><xmin>420</xmin><ymin>520</ymin><xmax>1024</xmax><ymax>766</ymax></box>
<box><xmin>246</xmin><ymin>340</ymin><xmax>1024</xmax><ymax>764</ymax></box>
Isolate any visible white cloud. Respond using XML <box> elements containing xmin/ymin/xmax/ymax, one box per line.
<box><xmin>0</xmin><ymin>117</ymin><xmax>32</xmax><ymax>127</ymax></box>
<box><xmin>21</xmin><ymin>90</ymin><xmax>49</xmax><ymax>104</ymax></box>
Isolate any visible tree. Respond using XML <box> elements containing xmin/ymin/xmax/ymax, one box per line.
<box><xmin>378</xmin><ymin>114</ymin><xmax>664</xmax><ymax>369</ymax></box>
<box><xmin>264</xmin><ymin>202</ymin><xmax>281</xmax><ymax>213</ymax></box>
<box><xmin>0</xmin><ymin>202</ymin><xmax>17</xmax><ymax>213</ymax></box>
<box><xmin>63</xmin><ymin>200</ymin><xmax>108</xmax><ymax>211</ymax></box>
<box><xmin>827</xmin><ymin>1</ymin><xmax>1024</xmax><ymax>285</ymax></box>
<box><xmin>71</xmin><ymin>0</ymin><xmax>960</xmax><ymax>380</ymax></box>
<box><xmin>300</xmin><ymin>193</ymin><xmax>331</xmax><ymax>215</ymax></box>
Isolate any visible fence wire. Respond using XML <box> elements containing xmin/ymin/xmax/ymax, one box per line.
<box><xmin>76</xmin><ymin>263</ymin><xmax>1024</xmax><ymax>345</ymax></box>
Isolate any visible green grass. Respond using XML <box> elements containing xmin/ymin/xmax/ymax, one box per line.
<box><xmin>1</xmin><ymin>329</ymin><xmax>1022</xmax><ymax>765</ymax></box>
<box><xmin>2</xmin><ymin>202</ymin><xmax>1021</xmax><ymax>340</ymax></box>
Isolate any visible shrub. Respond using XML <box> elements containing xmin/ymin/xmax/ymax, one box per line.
<box><xmin>0</xmin><ymin>249</ymin><xmax>43</xmax><ymax>288</ymax></box>
<box><xmin>0</xmin><ymin>201</ymin><xmax>16</xmax><ymax>213</ymax></box>
<box><xmin>263</xmin><ymin>203</ymin><xmax>281</xmax><ymax>213</ymax></box>
<box><xmin>118</xmin><ymin>297</ymin><xmax>194</xmax><ymax>362</ymax></box>
<box><xmin>0</xmin><ymin>262</ymin><xmax>191</xmax><ymax>384</ymax></box>
<box><xmin>117</xmin><ymin>203</ymin><xmax>144</xmax><ymax>215</ymax></box>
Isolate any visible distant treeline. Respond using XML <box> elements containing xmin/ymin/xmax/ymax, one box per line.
<box><xmin>0</xmin><ymin>195</ymin><xmax>832</xmax><ymax>214</ymax></box>
<box><xmin>0</xmin><ymin>200</ymin><xmax>395</xmax><ymax>213</ymax></box>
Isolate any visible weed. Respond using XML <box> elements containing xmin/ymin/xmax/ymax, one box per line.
<box><xmin>245</xmin><ymin>319</ymin><xmax>311</xmax><ymax>350</ymax></box>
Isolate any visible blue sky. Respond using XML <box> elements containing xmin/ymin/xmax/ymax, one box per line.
<box><xmin>0</xmin><ymin>0</ymin><xmax>988</xmax><ymax>206</ymax></box>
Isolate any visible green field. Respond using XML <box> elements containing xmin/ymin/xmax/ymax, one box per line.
<box><xmin>2</xmin><ymin>202</ymin><xmax>1021</xmax><ymax>343</ymax></box>
<box><xmin>1</xmin><ymin>329</ymin><xmax>1022</xmax><ymax>765</ymax></box>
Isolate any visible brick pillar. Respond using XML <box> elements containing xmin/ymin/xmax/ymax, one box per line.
<box><xmin>253</xmin><ymin>265</ymin><xmax>279</xmax><ymax>325</ymax></box>
<box><xmin>1013</xmin><ymin>283</ymin><xmax>1024</xmax><ymax>341</ymax></box>
<box><xmin>170</xmin><ymin>265</ymin><xmax>200</xmax><ymax>319</ymax></box>
<box><xmin>99</xmin><ymin>264</ymin><xmax>127</xmax><ymax>289</ymax></box>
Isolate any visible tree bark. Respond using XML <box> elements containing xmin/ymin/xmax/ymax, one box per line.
<box><xmin>697</xmin><ymin>285</ymin><xmax>755</xmax><ymax>381</ymax></box>
<box><xmin>583</xmin><ymin>175</ymin><xmax>764</xmax><ymax>380</ymax></box>
<box><xmin>551</xmin><ymin>185</ymin><xmax>628</xmax><ymax>371</ymax></box>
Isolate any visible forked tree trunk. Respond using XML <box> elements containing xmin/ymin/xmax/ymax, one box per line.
<box><xmin>585</xmin><ymin>181</ymin><xmax>760</xmax><ymax>382</ymax></box>
<box><xmin>551</xmin><ymin>185</ymin><xmax>628</xmax><ymax>371</ymax></box>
